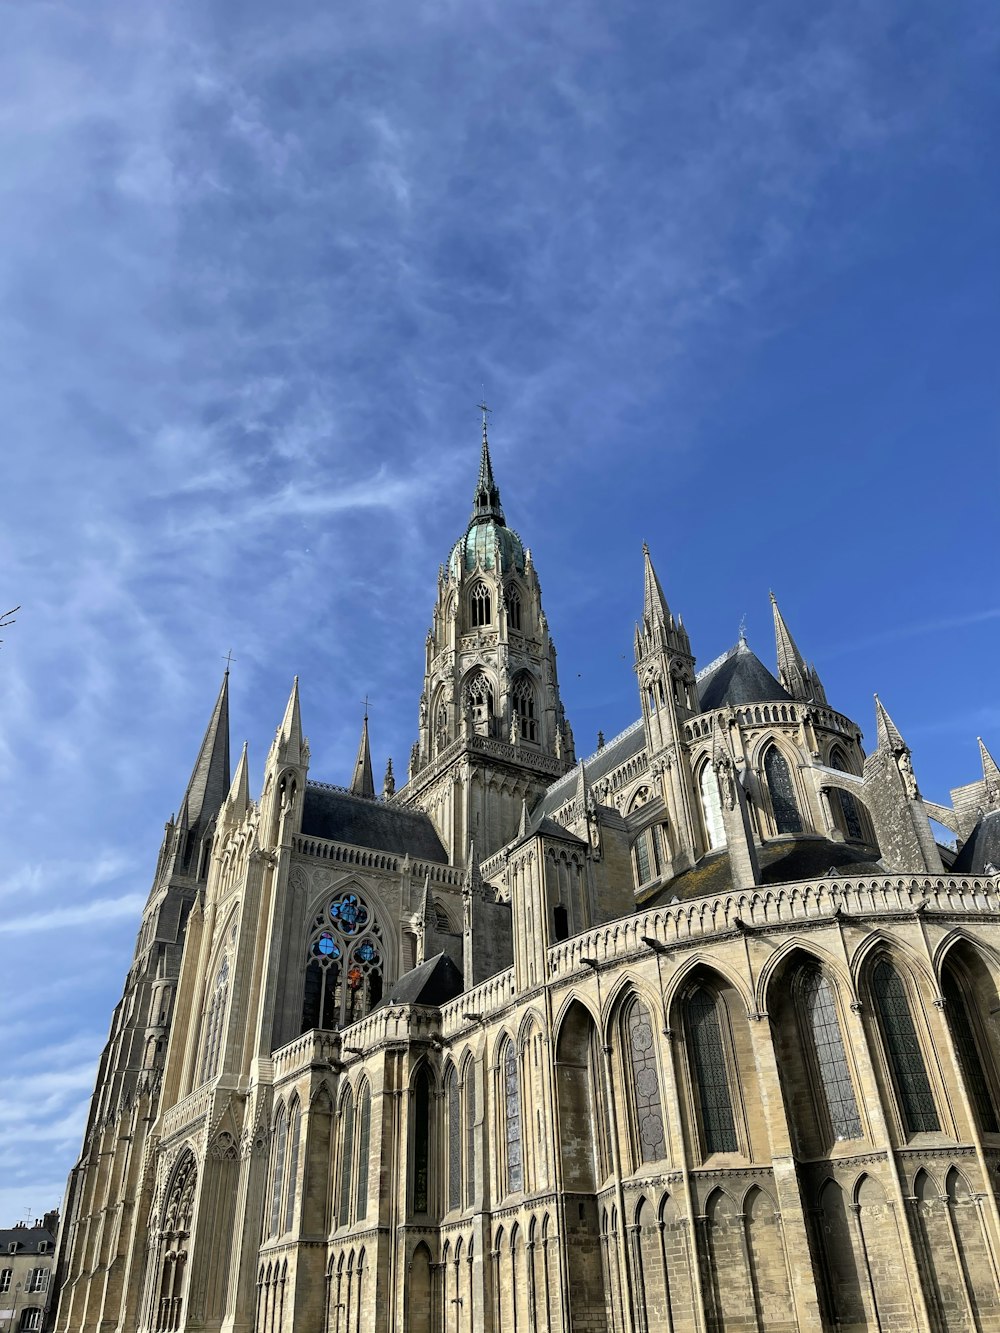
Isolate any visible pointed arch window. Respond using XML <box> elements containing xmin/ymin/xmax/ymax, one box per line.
<box><xmin>794</xmin><ymin>966</ymin><xmax>862</xmax><ymax>1141</ymax></box>
<box><xmin>512</xmin><ymin>675</ymin><xmax>538</xmax><ymax>743</ymax></box>
<box><xmin>356</xmin><ymin>1084</ymin><xmax>372</xmax><ymax>1220</ymax></box>
<box><xmin>871</xmin><ymin>960</ymin><xmax>940</xmax><ymax>1134</ymax></box>
<box><xmin>764</xmin><ymin>746</ymin><xmax>802</xmax><ymax>834</ymax></box>
<box><xmin>506</xmin><ymin>585</ymin><xmax>522</xmax><ymax>631</ymax></box>
<box><xmin>155</xmin><ymin>1153</ymin><xmax>196</xmax><ymax>1333</ymax></box>
<box><xmin>301</xmin><ymin>891</ymin><xmax>384</xmax><ymax>1034</ymax></box>
<box><xmin>269</xmin><ymin>1103</ymin><xmax>288</xmax><ymax>1236</ymax></box>
<box><xmin>465</xmin><ymin>671</ymin><xmax>494</xmax><ymax>732</ymax></box>
<box><xmin>412</xmin><ymin>1066</ymin><xmax>431</xmax><ymax>1214</ymax></box>
<box><xmin>337</xmin><ymin>1089</ymin><xmax>355</xmax><ymax>1227</ymax></box>
<box><xmin>503</xmin><ymin>1043</ymin><xmax>523</xmax><ymax>1194</ymax></box>
<box><xmin>470</xmin><ymin>582</ymin><xmax>491</xmax><ymax>628</ymax></box>
<box><xmin>633</xmin><ymin>827</ymin><xmax>661</xmax><ymax>886</ymax></box>
<box><xmin>625</xmin><ymin>998</ymin><xmax>666</xmax><ymax>1163</ymax></box>
<box><xmin>283</xmin><ymin>1099</ymin><xmax>301</xmax><ymax>1234</ymax></box>
<box><xmin>464</xmin><ymin>1063</ymin><xmax>477</xmax><ymax>1208</ymax></box>
<box><xmin>199</xmin><ymin>956</ymin><xmax>229</xmax><ymax>1084</ymax></box>
<box><xmin>829</xmin><ymin>747</ymin><xmax>865</xmax><ymax>842</ymax></box>
<box><xmin>685</xmin><ymin>987</ymin><xmax>738</xmax><ymax>1154</ymax></box>
<box><xmin>446</xmin><ymin>1066</ymin><xmax>461</xmax><ymax>1212</ymax></box>
<box><xmin>943</xmin><ymin>969</ymin><xmax>999</xmax><ymax>1134</ymax></box>
<box><xmin>699</xmin><ymin>764</ymin><xmax>727</xmax><ymax>852</ymax></box>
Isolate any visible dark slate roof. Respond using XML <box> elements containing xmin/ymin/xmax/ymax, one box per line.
<box><xmin>951</xmin><ymin>810</ymin><xmax>1000</xmax><ymax>875</ymax></box>
<box><xmin>380</xmin><ymin>952</ymin><xmax>464</xmax><ymax>1007</ymax></box>
<box><xmin>302</xmin><ymin>785</ymin><xmax>448</xmax><ymax>862</ymax></box>
<box><xmin>535</xmin><ymin>719</ymin><xmax>646</xmax><ymax>821</ymax></box>
<box><xmin>696</xmin><ymin>640</ymin><xmax>792</xmax><ymax>712</ymax></box>
<box><xmin>0</xmin><ymin>1226</ymin><xmax>56</xmax><ymax>1251</ymax></box>
<box><xmin>640</xmin><ymin>837</ymin><xmax>883</xmax><ymax>905</ymax></box>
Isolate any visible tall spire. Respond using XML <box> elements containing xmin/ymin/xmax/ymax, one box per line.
<box><xmin>350</xmin><ymin>709</ymin><xmax>375</xmax><ymax>799</ymax></box>
<box><xmin>769</xmin><ymin>592</ymin><xmax>819</xmax><ymax>702</ymax></box>
<box><xmin>221</xmin><ymin>741</ymin><xmax>250</xmax><ymax>827</ymax></box>
<box><xmin>178</xmin><ymin>672</ymin><xmax>231</xmax><ymax>836</ymax></box>
<box><xmin>642</xmin><ymin>542</ymin><xmax>671</xmax><ymax>629</ymax></box>
<box><xmin>874</xmin><ymin>694</ymin><xmax>907</xmax><ymax>754</ymax></box>
<box><xmin>274</xmin><ymin>676</ymin><xmax>304</xmax><ymax>767</ymax></box>
<box><xmin>471</xmin><ymin>399</ymin><xmax>505</xmax><ymax>524</ymax></box>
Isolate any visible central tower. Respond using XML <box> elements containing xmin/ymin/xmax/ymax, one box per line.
<box><xmin>399</xmin><ymin>419</ymin><xmax>575</xmax><ymax>862</ymax></box>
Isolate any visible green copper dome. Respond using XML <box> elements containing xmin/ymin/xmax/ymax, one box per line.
<box><xmin>448</xmin><ymin>425</ymin><xmax>526</xmax><ymax>577</ymax></box>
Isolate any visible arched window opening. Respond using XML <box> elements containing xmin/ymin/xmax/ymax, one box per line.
<box><xmin>503</xmin><ymin>1043</ymin><xmax>523</xmax><ymax>1195</ymax></box>
<box><xmin>633</xmin><ymin>828</ymin><xmax>661</xmax><ymax>886</ymax></box>
<box><xmin>829</xmin><ymin>747</ymin><xmax>865</xmax><ymax>842</ymax></box>
<box><xmin>465</xmin><ymin>1064</ymin><xmax>477</xmax><ymax>1208</ymax></box>
<box><xmin>512</xmin><ymin>675</ymin><xmax>539</xmax><ymax>743</ymax></box>
<box><xmin>155</xmin><ymin>1154</ymin><xmax>196</xmax><ymax>1333</ymax></box>
<box><xmin>685</xmin><ymin>987</ymin><xmax>738</xmax><ymax>1154</ymax></box>
<box><xmin>699</xmin><ymin>764</ymin><xmax>726</xmax><ymax>852</ymax></box>
<box><xmin>625</xmin><ymin>999</ymin><xmax>666</xmax><ymax>1164</ymax></box>
<box><xmin>412</xmin><ymin>1066</ymin><xmax>431</xmax><ymax>1214</ymax></box>
<box><xmin>794</xmin><ymin>966</ymin><xmax>862</xmax><ymax>1142</ymax></box>
<box><xmin>764</xmin><ymin>746</ymin><xmax>802</xmax><ymax>834</ymax></box>
<box><xmin>553</xmin><ymin>903</ymin><xmax>569</xmax><ymax>941</ymax></box>
<box><xmin>301</xmin><ymin>891</ymin><xmax>385</xmax><ymax>1033</ymax></box>
<box><xmin>648</xmin><ymin>686</ymin><xmax>657</xmax><ymax>715</ymax></box>
<box><xmin>199</xmin><ymin>956</ymin><xmax>229</xmax><ymax>1084</ymax></box>
<box><xmin>269</xmin><ymin>1105</ymin><xmax>288</xmax><ymax>1236</ymax></box>
<box><xmin>943</xmin><ymin>968</ymin><xmax>999</xmax><ymax>1134</ymax></box>
<box><xmin>283</xmin><ymin>1100</ymin><xmax>301</xmax><ymax>1234</ymax></box>
<box><xmin>338</xmin><ymin>1091</ymin><xmax>355</xmax><ymax>1228</ymax></box>
<box><xmin>356</xmin><ymin>1084</ymin><xmax>372</xmax><ymax>1220</ymax></box>
<box><xmin>465</xmin><ymin>672</ymin><xmax>494</xmax><ymax>733</ymax></box>
<box><xmin>447</xmin><ymin>1066</ymin><xmax>461</xmax><ymax>1212</ymax></box>
<box><xmin>871</xmin><ymin>960</ymin><xmax>940</xmax><ymax>1134</ymax></box>
<box><xmin>470</xmin><ymin>582</ymin><xmax>491</xmax><ymax>628</ymax></box>
<box><xmin>507</xmin><ymin>585</ymin><xmax>522</xmax><ymax>631</ymax></box>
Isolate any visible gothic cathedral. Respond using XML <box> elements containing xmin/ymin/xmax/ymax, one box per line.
<box><xmin>54</xmin><ymin>427</ymin><xmax>1000</xmax><ymax>1333</ymax></box>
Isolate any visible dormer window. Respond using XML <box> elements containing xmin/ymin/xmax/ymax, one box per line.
<box><xmin>470</xmin><ymin>582</ymin><xmax>491</xmax><ymax>628</ymax></box>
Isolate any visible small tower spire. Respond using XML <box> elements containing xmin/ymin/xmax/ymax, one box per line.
<box><xmin>874</xmin><ymin>694</ymin><xmax>907</xmax><ymax>754</ymax></box>
<box><xmin>178</xmin><ymin>671</ymin><xmax>231</xmax><ymax>838</ymax></box>
<box><xmin>979</xmin><ymin>738</ymin><xmax>1000</xmax><ymax>806</ymax></box>
<box><xmin>350</xmin><ymin>705</ymin><xmax>375</xmax><ymax>799</ymax></box>
<box><xmin>770</xmin><ymin>592</ymin><xmax>823</xmax><ymax>702</ymax></box>
<box><xmin>471</xmin><ymin>398</ymin><xmax>505</xmax><ymax>523</ymax></box>
<box><xmin>222</xmin><ymin>741</ymin><xmax>250</xmax><ymax>827</ymax></box>
<box><xmin>642</xmin><ymin>542</ymin><xmax>671</xmax><ymax>629</ymax></box>
<box><xmin>274</xmin><ymin>676</ymin><xmax>304</xmax><ymax>767</ymax></box>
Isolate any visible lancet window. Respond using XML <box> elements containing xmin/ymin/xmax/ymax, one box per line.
<box><xmin>794</xmin><ymin>965</ymin><xmax>862</xmax><ymax>1141</ymax></box>
<box><xmin>764</xmin><ymin>745</ymin><xmax>802</xmax><ymax>834</ymax></box>
<box><xmin>633</xmin><ymin>827</ymin><xmax>661</xmax><ymax>886</ymax></box>
<box><xmin>412</xmin><ymin>1066</ymin><xmax>431</xmax><ymax>1214</ymax></box>
<box><xmin>512</xmin><ymin>674</ymin><xmax>538</xmax><ymax>742</ymax></box>
<box><xmin>269</xmin><ymin>1104</ymin><xmax>288</xmax><ymax>1236</ymax></box>
<box><xmin>871</xmin><ymin>960</ymin><xmax>940</xmax><ymax>1134</ymax></box>
<box><xmin>942</xmin><ymin>968</ymin><xmax>999</xmax><ymax>1134</ymax></box>
<box><xmin>154</xmin><ymin>1153</ymin><xmax>196</xmax><ymax>1333</ymax></box>
<box><xmin>356</xmin><ymin>1084</ymin><xmax>372</xmax><ymax>1220</ymax></box>
<box><xmin>503</xmin><ymin>1042</ymin><xmax>523</xmax><ymax>1194</ymax></box>
<box><xmin>199</xmin><ymin>956</ymin><xmax>230</xmax><ymax>1084</ymax></box>
<box><xmin>465</xmin><ymin>671</ymin><xmax>494</xmax><ymax>732</ymax></box>
<box><xmin>283</xmin><ymin>1100</ymin><xmax>301</xmax><ymax>1234</ymax></box>
<box><xmin>470</xmin><ymin>582</ymin><xmax>491</xmax><ymax>627</ymax></box>
<box><xmin>699</xmin><ymin>763</ymin><xmax>726</xmax><ymax>852</ymax></box>
<box><xmin>829</xmin><ymin>747</ymin><xmax>865</xmax><ymax>842</ymax></box>
<box><xmin>447</xmin><ymin>1065</ymin><xmax>461</xmax><ymax>1212</ymax></box>
<box><xmin>506</xmin><ymin>585</ymin><xmax>522</xmax><ymax>631</ymax></box>
<box><xmin>301</xmin><ymin>891</ymin><xmax>385</xmax><ymax>1033</ymax></box>
<box><xmin>338</xmin><ymin>1089</ymin><xmax>355</xmax><ymax>1228</ymax></box>
<box><xmin>625</xmin><ymin>998</ymin><xmax>666</xmax><ymax>1164</ymax></box>
<box><xmin>464</xmin><ymin>1062</ymin><xmax>477</xmax><ymax>1208</ymax></box>
<box><xmin>685</xmin><ymin>987</ymin><xmax>738</xmax><ymax>1155</ymax></box>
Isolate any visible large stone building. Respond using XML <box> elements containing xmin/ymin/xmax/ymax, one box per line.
<box><xmin>54</xmin><ymin>427</ymin><xmax>1000</xmax><ymax>1333</ymax></box>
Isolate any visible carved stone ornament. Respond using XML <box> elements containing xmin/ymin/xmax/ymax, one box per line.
<box><xmin>897</xmin><ymin>750</ymin><xmax>920</xmax><ymax>800</ymax></box>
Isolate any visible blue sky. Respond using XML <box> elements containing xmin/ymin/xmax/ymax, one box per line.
<box><xmin>1</xmin><ymin>0</ymin><xmax>998</xmax><ymax>1222</ymax></box>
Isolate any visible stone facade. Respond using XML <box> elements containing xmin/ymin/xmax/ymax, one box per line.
<box><xmin>54</xmin><ymin>432</ymin><xmax>1000</xmax><ymax>1333</ymax></box>
<box><xmin>1</xmin><ymin>1214</ymin><xmax>59</xmax><ymax>1333</ymax></box>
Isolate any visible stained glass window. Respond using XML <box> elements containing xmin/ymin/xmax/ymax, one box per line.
<box><xmin>465</xmin><ymin>1066</ymin><xmax>477</xmax><ymax>1208</ymax></box>
<box><xmin>512</xmin><ymin>676</ymin><xmax>538</xmax><ymax>742</ymax></box>
<box><xmin>200</xmin><ymin>957</ymin><xmax>230</xmax><ymax>1083</ymax></box>
<box><xmin>302</xmin><ymin>893</ymin><xmax>383</xmax><ymax>1033</ymax></box>
<box><xmin>829</xmin><ymin>748</ymin><xmax>865</xmax><ymax>841</ymax></box>
<box><xmin>626</xmin><ymin>999</ymin><xmax>666</xmax><ymax>1163</ymax></box>
<box><xmin>686</xmin><ymin>988</ymin><xmax>738</xmax><ymax>1154</ymax></box>
<box><xmin>943</xmin><ymin>971</ymin><xmax>999</xmax><ymax>1134</ymax></box>
<box><xmin>872</xmin><ymin>960</ymin><xmax>940</xmax><ymax>1134</ymax></box>
<box><xmin>413</xmin><ymin>1068</ymin><xmax>430</xmax><ymax>1213</ymax></box>
<box><xmin>471</xmin><ymin>582</ymin><xmax>491</xmax><ymax>627</ymax></box>
<box><xmin>447</xmin><ymin>1067</ymin><xmax>461</xmax><ymax>1212</ymax></box>
<box><xmin>269</xmin><ymin>1106</ymin><xmax>287</xmax><ymax>1236</ymax></box>
<box><xmin>356</xmin><ymin>1085</ymin><xmax>371</xmax><ymax>1220</ymax></box>
<box><xmin>797</xmin><ymin>967</ymin><xmax>862</xmax><ymax>1141</ymax></box>
<box><xmin>504</xmin><ymin>1044</ymin><xmax>523</xmax><ymax>1193</ymax></box>
<box><xmin>699</xmin><ymin>765</ymin><xmax>727</xmax><ymax>851</ymax></box>
<box><xmin>283</xmin><ymin>1101</ymin><xmax>301</xmax><ymax>1233</ymax></box>
<box><xmin>338</xmin><ymin>1092</ymin><xmax>354</xmax><ymax>1227</ymax></box>
<box><xmin>329</xmin><ymin>894</ymin><xmax>368</xmax><ymax>934</ymax></box>
<box><xmin>764</xmin><ymin>746</ymin><xmax>802</xmax><ymax>834</ymax></box>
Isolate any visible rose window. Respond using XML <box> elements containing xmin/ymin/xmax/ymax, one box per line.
<box><xmin>301</xmin><ymin>891</ymin><xmax>385</xmax><ymax>1033</ymax></box>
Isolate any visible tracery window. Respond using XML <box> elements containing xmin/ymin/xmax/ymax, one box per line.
<box><xmin>794</xmin><ymin>966</ymin><xmax>862</xmax><ymax>1141</ymax></box>
<box><xmin>470</xmin><ymin>582</ymin><xmax>491</xmax><ymax>627</ymax></box>
<box><xmin>871</xmin><ymin>960</ymin><xmax>940</xmax><ymax>1134</ymax></box>
<box><xmin>412</xmin><ymin>1067</ymin><xmax>431</xmax><ymax>1214</ymax></box>
<box><xmin>283</xmin><ymin>1099</ymin><xmax>301</xmax><ymax>1234</ymax></box>
<box><xmin>502</xmin><ymin>1042</ymin><xmax>524</xmax><ymax>1194</ymax></box>
<box><xmin>199</xmin><ymin>956</ymin><xmax>230</xmax><ymax>1084</ymax></box>
<box><xmin>465</xmin><ymin>671</ymin><xmax>494</xmax><ymax>731</ymax></box>
<box><xmin>465</xmin><ymin>1063</ymin><xmax>477</xmax><ymax>1208</ymax></box>
<box><xmin>685</xmin><ymin>987</ymin><xmax>738</xmax><ymax>1154</ymax></box>
<box><xmin>447</xmin><ymin>1066</ymin><xmax>461</xmax><ymax>1212</ymax></box>
<box><xmin>356</xmin><ymin>1084</ymin><xmax>372</xmax><ymax>1220</ymax></box>
<box><xmin>699</xmin><ymin>764</ymin><xmax>727</xmax><ymax>852</ymax></box>
<box><xmin>155</xmin><ymin>1153</ymin><xmax>196</xmax><ymax>1333</ymax></box>
<box><xmin>301</xmin><ymin>891</ymin><xmax>384</xmax><ymax>1033</ymax></box>
<box><xmin>507</xmin><ymin>585</ymin><xmax>522</xmax><ymax>631</ymax></box>
<box><xmin>764</xmin><ymin>745</ymin><xmax>802</xmax><ymax>834</ymax></box>
<box><xmin>943</xmin><ymin>970</ymin><xmax>999</xmax><ymax>1134</ymax></box>
<box><xmin>829</xmin><ymin>747</ymin><xmax>865</xmax><ymax>842</ymax></box>
<box><xmin>512</xmin><ymin>675</ymin><xmax>538</xmax><ymax>742</ymax></box>
<box><xmin>338</xmin><ymin>1090</ymin><xmax>355</xmax><ymax>1227</ymax></box>
<box><xmin>625</xmin><ymin>998</ymin><xmax>666</xmax><ymax>1163</ymax></box>
<box><xmin>269</xmin><ymin>1104</ymin><xmax>288</xmax><ymax>1236</ymax></box>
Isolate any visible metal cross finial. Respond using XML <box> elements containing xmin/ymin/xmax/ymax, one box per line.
<box><xmin>223</xmin><ymin>649</ymin><xmax>236</xmax><ymax>674</ymax></box>
<box><xmin>362</xmin><ymin>694</ymin><xmax>370</xmax><ymax>722</ymax></box>
<box><xmin>477</xmin><ymin>393</ymin><xmax>492</xmax><ymax>438</ymax></box>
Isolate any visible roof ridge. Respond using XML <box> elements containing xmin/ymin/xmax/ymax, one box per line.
<box><xmin>696</xmin><ymin>642</ymin><xmax>741</xmax><ymax>681</ymax></box>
